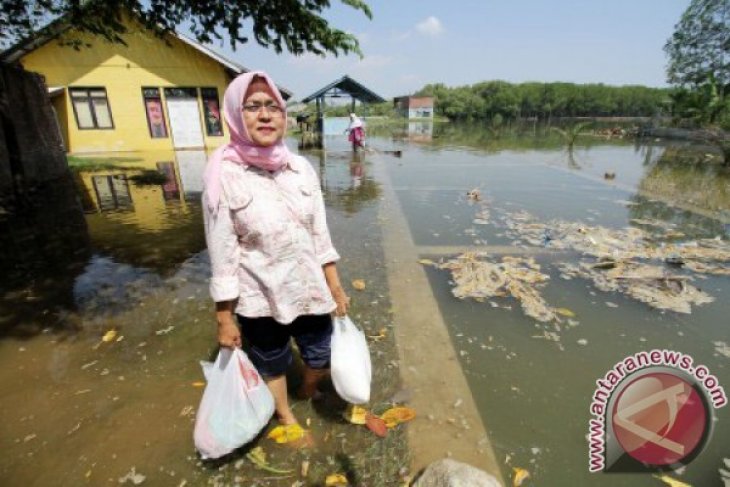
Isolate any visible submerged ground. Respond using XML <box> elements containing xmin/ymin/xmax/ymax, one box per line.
<box><xmin>1</xmin><ymin>123</ymin><xmax>729</xmax><ymax>486</ymax></box>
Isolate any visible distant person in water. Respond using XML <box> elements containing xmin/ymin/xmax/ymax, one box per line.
<box><xmin>345</xmin><ymin>113</ymin><xmax>366</xmax><ymax>151</ymax></box>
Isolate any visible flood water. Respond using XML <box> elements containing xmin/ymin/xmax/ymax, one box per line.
<box><xmin>1</xmin><ymin>122</ymin><xmax>729</xmax><ymax>486</ymax></box>
<box><xmin>384</xmin><ymin>122</ymin><xmax>730</xmax><ymax>486</ymax></box>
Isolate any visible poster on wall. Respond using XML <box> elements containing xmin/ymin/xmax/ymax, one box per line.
<box><xmin>145</xmin><ymin>97</ymin><xmax>168</xmax><ymax>138</ymax></box>
<box><xmin>201</xmin><ymin>88</ymin><xmax>223</xmax><ymax>136</ymax></box>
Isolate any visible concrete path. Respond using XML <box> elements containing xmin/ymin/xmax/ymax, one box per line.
<box><xmin>372</xmin><ymin>155</ymin><xmax>505</xmax><ymax>484</ymax></box>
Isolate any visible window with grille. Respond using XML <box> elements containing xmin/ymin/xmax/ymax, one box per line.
<box><xmin>69</xmin><ymin>87</ymin><xmax>114</xmax><ymax>130</ymax></box>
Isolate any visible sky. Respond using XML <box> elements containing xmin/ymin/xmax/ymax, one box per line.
<box><xmin>188</xmin><ymin>1</ymin><xmax>691</xmax><ymax>101</ymax></box>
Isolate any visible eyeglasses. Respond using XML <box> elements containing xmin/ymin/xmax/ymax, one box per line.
<box><xmin>242</xmin><ymin>102</ymin><xmax>284</xmax><ymax>115</ymax></box>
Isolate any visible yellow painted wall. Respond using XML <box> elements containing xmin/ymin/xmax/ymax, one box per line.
<box><xmin>76</xmin><ymin>151</ymin><xmax>188</xmax><ymax>230</ymax></box>
<box><xmin>20</xmin><ymin>15</ymin><xmax>231</xmax><ymax>153</ymax></box>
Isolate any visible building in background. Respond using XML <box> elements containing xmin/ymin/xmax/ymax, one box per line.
<box><xmin>1</xmin><ymin>10</ymin><xmax>291</xmax><ymax>153</ymax></box>
<box><xmin>393</xmin><ymin>96</ymin><xmax>434</xmax><ymax>119</ymax></box>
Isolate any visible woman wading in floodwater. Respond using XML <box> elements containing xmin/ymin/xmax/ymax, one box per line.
<box><xmin>203</xmin><ymin>71</ymin><xmax>349</xmax><ymax>428</ymax></box>
<box><xmin>345</xmin><ymin>113</ymin><xmax>366</xmax><ymax>151</ymax></box>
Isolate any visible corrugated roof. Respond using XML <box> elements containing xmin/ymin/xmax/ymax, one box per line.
<box><xmin>301</xmin><ymin>75</ymin><xmax>385</xmax><ymax>103</ymax></box>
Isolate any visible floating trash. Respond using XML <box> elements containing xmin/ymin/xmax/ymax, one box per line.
<box><xmin>557</xmin><ymin>261</ymin><xmax>713</xmax><ymax>314</ymax></box>
<box><xmin>714</xmin><ymin>341</ymin><xmax>730</xmax><ymax>359</ymax></box>
<box><xmin>500</xmin><ymin>209</ymin><xmax>730</xmax><ymax>314</ymax></box>
<box><xmin>432</xmin><ymin>252</ymin><xmax>558</xmax><ymax>322</ymax></box>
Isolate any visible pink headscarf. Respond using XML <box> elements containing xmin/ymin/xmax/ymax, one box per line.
<box><xmin>203</xmin><ymin>71</ymin><xmax>290</xmax><ymax>212</ymax></box>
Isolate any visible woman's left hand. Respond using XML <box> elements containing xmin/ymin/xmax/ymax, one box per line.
<box><xmin>330</xmin><ymin>285</ymin><xmax>350</xmax><ymax>317</ymax></box>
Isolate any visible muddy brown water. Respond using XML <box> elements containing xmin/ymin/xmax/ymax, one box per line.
<box><xmin>0</xmin><ymin>142</ymin><xmax>405</xmax><ymax>486</ymax></box>
<box><xmin>1</xmin><ymin>125</ymin><xmax>729</xmax><ymax>486</ymax></box>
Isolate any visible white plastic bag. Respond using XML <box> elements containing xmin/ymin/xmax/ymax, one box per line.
<box><xmin>193</xmin><ymin>348</ymin><xmax>274</xmax><ymax>459</ymax></box>
<box><xmin>330</xmin><ymin>315</ymin><xmax>372</xmax><ymax>404</ymax></box>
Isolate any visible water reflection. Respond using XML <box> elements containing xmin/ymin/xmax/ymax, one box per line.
<box><xmin>391</xmin><ymin>120</ymin><xmax>434</xmax><ymax>144</ymax></box>
<box><xmin>76</xmin><ymin>150</ymin><xmax>208</xmax><ymax>271</ymax></box>
<box><xmin>306</xmin><ymin>146</ymin><xmax>382</xmax><ymax>216</ymax></box>
<box><xmin>0</xmin><ymin>173</ymin><xmax>90</xmax><ymax>337</ymax></box>
<box><xmin>0</xmin><ymin>150</ymin><xmax>211</xmax><ymax>336</ymax></box>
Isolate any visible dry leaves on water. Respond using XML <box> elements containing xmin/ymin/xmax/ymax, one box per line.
<box><xmin>245</xmin><ymin>446</ymin><xmax>293</xmax><ymax>474</ymax></box>
<box><xmin>343</xmin><ymin>405</ymin><xmax>416</xmax><ymax>434</ymax></box>
<box><xmin>101</xmin><ymin>329</ymin><xmax>117</xmax><ymax>342</ymax></box>
<box><xmin>512</xmin><ymin>467</ymin><xmax>530</xmax><ymax>486</ymax></box>
<box><xmin>267</xmin><ymin>424</ymin><xmax>306</xmax><ymax>444</ymax></box>
<box><xmin>380</xmin><ymin>407</ymin><xmax>416</xmax><ymax>428</ymax></box>
<box><xmin>502</xmin><ymin>209</ymin><xmax>730</xmax><ymax>314</ymax></box>
<box><xmin>432</xmin><ymin>252</ymin><xmax>559</xmax><ymax>322</ymax></box>
<box><xmin>365</xmin><ymin>413</ymin><xmax>388</xmax><ymax>438</ymax></box>
<box><xmin>558</xmin><ymin>261</ymin><xmax>714</xmax><ymax>314</ymax></box>
<box><xmin>325</xmin><ymin>473</ymin><xmax>349</xmax><ymax>486</ymax></box>
<box><xmin>652</xmin><ymin>474</ymin><xmax>692</xmax><ymax>487</ymax></box>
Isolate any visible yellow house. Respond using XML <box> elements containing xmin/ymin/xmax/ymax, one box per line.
<box><xmin>1</xmin><ymin>13</ymin><xmax>291</xmax><ymax>154</ymax></box>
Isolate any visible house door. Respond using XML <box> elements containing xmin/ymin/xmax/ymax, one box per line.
<box><xmin>164</xmin><ymin>88</ymin><xmax>204</xmax><ymax>149</ymax></box>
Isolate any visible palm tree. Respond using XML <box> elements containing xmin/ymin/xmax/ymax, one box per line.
<box><xmin>550</xmin><ymin>121</ymin><xmax>592</xmax><ymax>150</ymax></box>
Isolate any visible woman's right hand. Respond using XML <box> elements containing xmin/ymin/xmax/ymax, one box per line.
<box><xmin>216</xmin><ymin>302</ymin><xmax>241</xmax><ymax>348</ymax></box>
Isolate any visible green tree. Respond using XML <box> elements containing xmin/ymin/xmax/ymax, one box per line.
<box><xmin>664</xmin><ymin>0</ymin><xmax>729</xmax><ymax>89</ymax></box>
<box><xmin>0</xmin><ymin>0</ymin><xmax>372</xmax><ymax>55</ymax></box>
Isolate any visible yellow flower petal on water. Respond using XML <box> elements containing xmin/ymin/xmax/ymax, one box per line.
<box><xmin>325</xmin><ymin>473</ymin><xmax>349</xmax><ymax>486</ymax></box>
<box><xmin>380</xmin><ymin>406</ymin><xmax>416</xmax><ymax>428</ymax></box>
<box><xmin>555</xmin><ymin>307</ymin><xmax>576</xmax><ymax>318</ymax></box>
<box><xmin>267</xmin><ymin>424</ymin><xmax>306</xmax><ymax>444</ymax></box>
<box><xmin>652</xmin><ymin>474</ymin><xmax>692</xmax><ymax>487</ymax></box>
<box><xmin>513</xmin><ymin>467</ymin><xmax>530</xmax><ymax>487</ymax></box>
<box><xmin>343</xmin><ymin>405</ymin><xmax>368</xmax><ymax>425</ymax></box>
<box><xmin>101</xmin><ymin>330</ymin><xmax>117</xmax><ymax>342</ymax></box>
<box><xmin>352</xmin><ymin>279</ymin><xmax>366</xmax><ymax>291</ymax></box>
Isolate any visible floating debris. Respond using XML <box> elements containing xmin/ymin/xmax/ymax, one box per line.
<box><xmin>267</xmin><ymin>424</ymin><xmax>306</xmax><ymax>444</ymax></box>
<box><xmin>557</xmin><ymin>261</ymin><xmax>713</xmax><ymax>314</ymax></box>
<box><xmin>325</xmin><ymin>473</ymin><xmax>349</xmax><ymax>486</ymax></box>
<box><xmin>512</xmin><ymin>467</ymin><xmax>530</xmax><ymax>486</ymax></box>
<box><xmin>365</xmin><ymin>413</ymin><xmax>388</xmax><ymax>438</ymax></box>
<box><xmin>502</xmin><ymin>209</ymin><xmax>730</xmax><ymax>314</ymax></box>
<box><xmin>380</xmin><ymin>406</ymin><xmax>416</xmax><ymax>428</ymax></box>
<box><xmin>351</xmin><ymin>279</ymin><xmax>366</xmax><ymax>291</ymax></box>
<box><xmin>246</xmin><ymin>446</ymin><xmax>292</xmax><ymax>474</ymax></box>
<box><xmin>102</xmin><ymin>330</ymin><xmax>118</xmax><ymax>342</ymax></box>
<box><xmin>555</xmin><ymin>307</ymin><xmax>576</xmax><ymax>318</ymax></box>
<box><xmin>714</xmin><ymin>341</ymin><xmax>730</xmax><ymax>359</ymax></box>
<box><xmin>118</xmin><ymin>467</ymin><xmax>146</xmax><ymax>485</ymax></box>
<box><xmin>652</xmin><ymin>474</ymin><xmax>692</xmax><ymax>487</ymax></box>
<box><xmin>433</xmin><ymin>252</ymin><xmax>558</xmax><ymax>322</ymax></box>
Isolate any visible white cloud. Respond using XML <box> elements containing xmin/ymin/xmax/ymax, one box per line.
<box><xmin>416</xmin><ymin>16</ymin><xmax>444</xmax><ymax>36</ymax></box>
